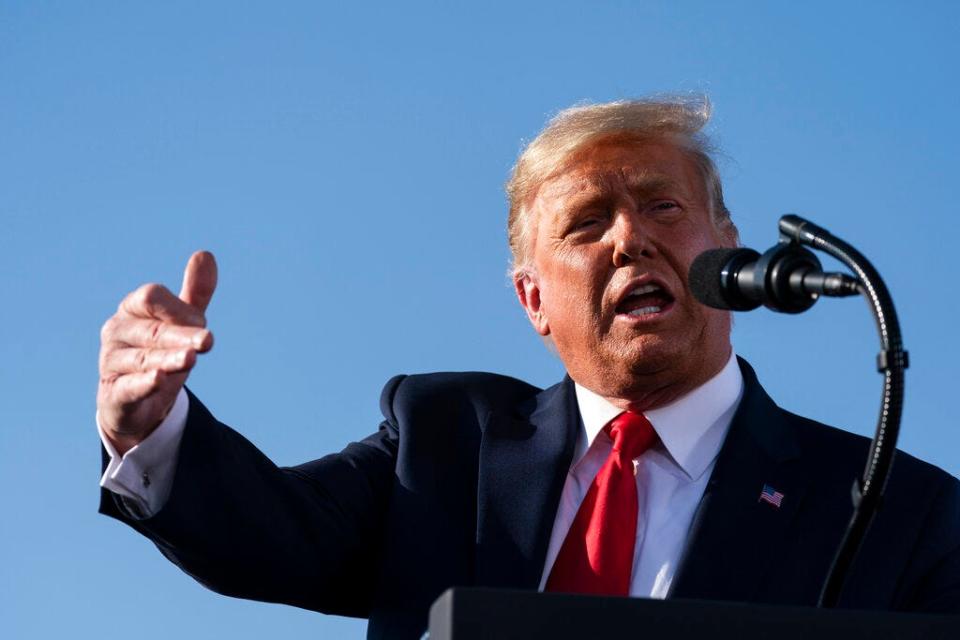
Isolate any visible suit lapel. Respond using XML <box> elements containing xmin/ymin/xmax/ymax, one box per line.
<box><xmin>670</xmin><ymin>359</ymin><xmax>806</xmax><ymax>602</ymax></box>
<box><xmin>474</xmin><ymin>377</ymin><xmax>579</xmax><ymax>589</ymax></box>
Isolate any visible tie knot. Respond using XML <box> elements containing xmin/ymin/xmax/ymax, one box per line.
<box><xmin>605</xmin><ymin>411</ymin><xmax>657</xmax><ymax>460</ymax></box>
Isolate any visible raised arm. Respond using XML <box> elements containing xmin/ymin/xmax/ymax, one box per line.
<box><xmin>96</xmin><ymin>252</ymin><xmax>400</xmax><ymax>618</ymax></box>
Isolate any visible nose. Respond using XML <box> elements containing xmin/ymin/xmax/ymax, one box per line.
<box><xmin>611</xmin><ymin>210</ymin><xmax>651</xmax><ymax>268</ymax></box>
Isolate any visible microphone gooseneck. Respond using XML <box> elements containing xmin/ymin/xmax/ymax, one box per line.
<box><xmin>689</xmin><ymin>214</ymin><xmax>908</xmax><ymax>609</ymax></box>
<box><xmin>777</xmin><ymin>215</ymin><xmax>908</xmax><ymax>609</ymax></box>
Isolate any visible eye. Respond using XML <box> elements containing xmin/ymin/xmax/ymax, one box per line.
<box><xmin>567</xmin><ymin>210</ymin><xmax>609</xmax><ymax>234</ymax></box>
<box><xmin>651</xmin><ymin>201</ymin><xmax>679</xmax><ymax>212</ymax></box>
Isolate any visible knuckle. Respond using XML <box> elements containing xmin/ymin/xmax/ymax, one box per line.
<box><xmin>148</xmin><ymin>320</ymin><xmax>164</xmax><ymax>344</ymax></box>
<box><xmin>100</xmin><ymin>316</ymin><xmax>117</xmax><ymax>343</ymax></box>
<box><xmin>116</xmin><ymin>292</ymin><xmax>131</xmax><ymax>314</ymax></box>
<box><xmin>98</xmin><ymin>347</ymin><xmax>111</xmax><ymax>374</ymax></box>
<box><xmin>136</xmin><ymin>349</ymin><xmax>150</xmax><ymax>372</ymax></box>
<box><xmin>139</xmin><ymin>282</ymin><xmax>160</xmax><ymax>307</ymax></box>
<box><xmin>125</xmin><ymin>284</ymin><xmax>148</xmax><ymax>308</ymax></box>
<box><xmin>135</xmin><ymin>283</ymin><xmax>167</xmax><ymax>313</ymax></box>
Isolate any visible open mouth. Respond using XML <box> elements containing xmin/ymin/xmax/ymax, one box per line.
<box><xmin>615</xmin><ymin>283</ymin><xmax>675</xmax><ymax>317</ymax></box>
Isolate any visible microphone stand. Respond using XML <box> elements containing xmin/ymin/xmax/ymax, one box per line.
<box><xmin>777</xmin><ymin>215</ymin><xmax>910</xmax><ymax>608</ymax></box>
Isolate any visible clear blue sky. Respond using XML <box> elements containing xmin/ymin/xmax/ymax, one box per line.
<box><xmin>2</xmin><ymin>2</ymin><xmax>958</xmax><ymax>638</ymax></box>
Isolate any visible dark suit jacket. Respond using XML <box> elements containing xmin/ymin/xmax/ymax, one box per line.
<box><xmin>100</xmin><ymin>359</ymin><xmax>960</xmax><ymax>638</ymax></box>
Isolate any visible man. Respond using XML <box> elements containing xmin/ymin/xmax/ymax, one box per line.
<box><xmin>97</xmin><ymin>97</ymin><xmax>960</xmax><ymax>639</ymax></box>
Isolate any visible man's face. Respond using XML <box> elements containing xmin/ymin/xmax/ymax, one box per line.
<box><xmin>516</xmin><ymin>137</ymin><xmax>735</xmax><ymax>408</ymax></box>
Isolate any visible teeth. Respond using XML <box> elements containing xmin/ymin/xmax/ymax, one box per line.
<box><xmin>628</xmin><ymin>306</ymin><xmax>662</xmax><ymax>316</ymax></box>
<box><xmin>629</xmin><ymin>284</ymin><xmax>660</xmax><ymax>297</ymax></box>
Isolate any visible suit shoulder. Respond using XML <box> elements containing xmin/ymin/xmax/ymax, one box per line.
<box><xmin>379</xmin><ymin>371</ymin><xmax>542</xmax><ymax>420</ymax></box>
<box><xmin>783</xmin><ymin>408</ymin><xmax>958</xmax><ymax>488</ymax></box>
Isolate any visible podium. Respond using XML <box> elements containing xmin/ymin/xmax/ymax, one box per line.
<box><xmin>428</xmin><ymin>588</ymin><xmax>958</xmax><ymax>639</ymax></box>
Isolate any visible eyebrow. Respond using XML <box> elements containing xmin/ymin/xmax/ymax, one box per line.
<box><xmin>615</xmin><ymin>170</ymin><xmax>677</xmax><ymax>195</ymax></box>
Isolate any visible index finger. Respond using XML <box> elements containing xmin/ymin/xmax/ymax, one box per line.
<box><xmin>119</xmin><ymin>283</ymin><xmax>205</xmax><ymax>326</ymax></box>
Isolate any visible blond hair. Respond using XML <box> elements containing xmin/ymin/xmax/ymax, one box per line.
<box><xmin>506</xmin><ymin>96</ymin><xmax>733</xmax><ymax>273</ymax></box>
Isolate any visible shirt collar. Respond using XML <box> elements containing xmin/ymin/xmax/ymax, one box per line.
<box><xmin>573</xmin><ymin>351</ymin><xmax>744</xmax><ymax>481</ymax></box>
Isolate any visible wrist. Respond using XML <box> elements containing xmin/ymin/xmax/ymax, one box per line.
<box><xmin>102</xmin><ymin>428</ymin><xmax>150</xmax><ymax>456</ymax></box>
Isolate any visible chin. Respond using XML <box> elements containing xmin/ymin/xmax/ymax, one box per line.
<box><xmin>593</xmin><ymin>341</ymin><xmax>679</xmax><ymax>390</ymax></box>
<box><xmin>621</xmin><ymin>335</ymin><xmax>680</xmax><ymax>370</ymax></box>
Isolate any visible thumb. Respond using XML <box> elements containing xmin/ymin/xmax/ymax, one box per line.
<box><xmin>179</xmin><ymin>250</ymin><xmax>218</xmax><ymax>313</ymax></box>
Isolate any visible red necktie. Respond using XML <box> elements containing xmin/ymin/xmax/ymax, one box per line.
<box><xmin>546</xmin><ymin>411</ymin><xmax>657</xmax><ymax>596</ymax></box>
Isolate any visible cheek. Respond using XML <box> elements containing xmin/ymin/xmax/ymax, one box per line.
<box><xmin>702</xmin><ymin>307</ymin><xmax>732</xmax><ymax>335</ymax></box>
<box><xmin>539</xmin><ymin>259</ymin><xmax>606</xmax><ymax>335</ymax></box>
<box><xmin>540</xmin><ymin>247</ymin><xmax>599</xmax><ymax>300</ymax></box>
<box><xmin>661</xmin><ymin>230</ymin><xmax>726</xmax><ymax>289</ymax></box>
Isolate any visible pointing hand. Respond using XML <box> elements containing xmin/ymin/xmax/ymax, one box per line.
<box><xmin>97</xmin><ymin>251</ymin><xmax>218</xmax><ymax>454</ymax></box>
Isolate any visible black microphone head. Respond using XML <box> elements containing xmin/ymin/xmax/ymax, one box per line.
<box><xmin>689</xmin><ymin>248</ymin><xmax>761</xmax><ymax>311</ymax></box>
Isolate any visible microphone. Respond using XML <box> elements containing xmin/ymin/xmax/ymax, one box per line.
<box><xmin>689</xmin><ymin>244</ymin><xmax>860</xmax><ymax>313</ymax></box>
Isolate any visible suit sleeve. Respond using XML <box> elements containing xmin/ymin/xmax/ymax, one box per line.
<box><xmin>98</xmin><ymin>377</ymin><xmax>405</xmax><ymax>618</ymax></box>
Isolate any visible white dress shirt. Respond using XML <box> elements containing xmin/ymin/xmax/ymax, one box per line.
<box><xmin>538</xmin><ymin>352</ymin><xmax>743</xmax><ymax>598</ymax></box>
<box><xmin>98</xmin><ymin>388</ymin><xmax>189</xmax><ymax>518</ymax></box>
<box><xmin>100</xmin><ymin>354</ymin><xmax>743</xmax><ymax>595</ymax></box>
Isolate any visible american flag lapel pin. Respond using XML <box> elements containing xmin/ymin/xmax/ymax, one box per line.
<box><xmin>759</xmin><ymin>484</ymin><xmax>784</xmax><ymax>508</ymax></box>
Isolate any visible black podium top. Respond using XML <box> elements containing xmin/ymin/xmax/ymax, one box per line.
<box><xmin>429</xmin><ymin>588</ymin><xmax>959</xmax><ymax>640</ymax></box>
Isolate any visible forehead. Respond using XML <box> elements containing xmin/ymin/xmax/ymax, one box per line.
<box><xmin>534</xmin><ymin>138</ymin><xmax>704</xmax><ymax>206</ymax></box>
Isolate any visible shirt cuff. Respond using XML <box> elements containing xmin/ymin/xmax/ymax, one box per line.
<box><xmin>98</xmin><ymin>388</ymin><xmax>189</xmax><ymax>519</ymax></box>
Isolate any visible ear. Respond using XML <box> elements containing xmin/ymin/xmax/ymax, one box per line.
<box><xmin>514</xmin><ymin>271</ymin><xmax>550</xmax><ymax>336</ymax></box>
